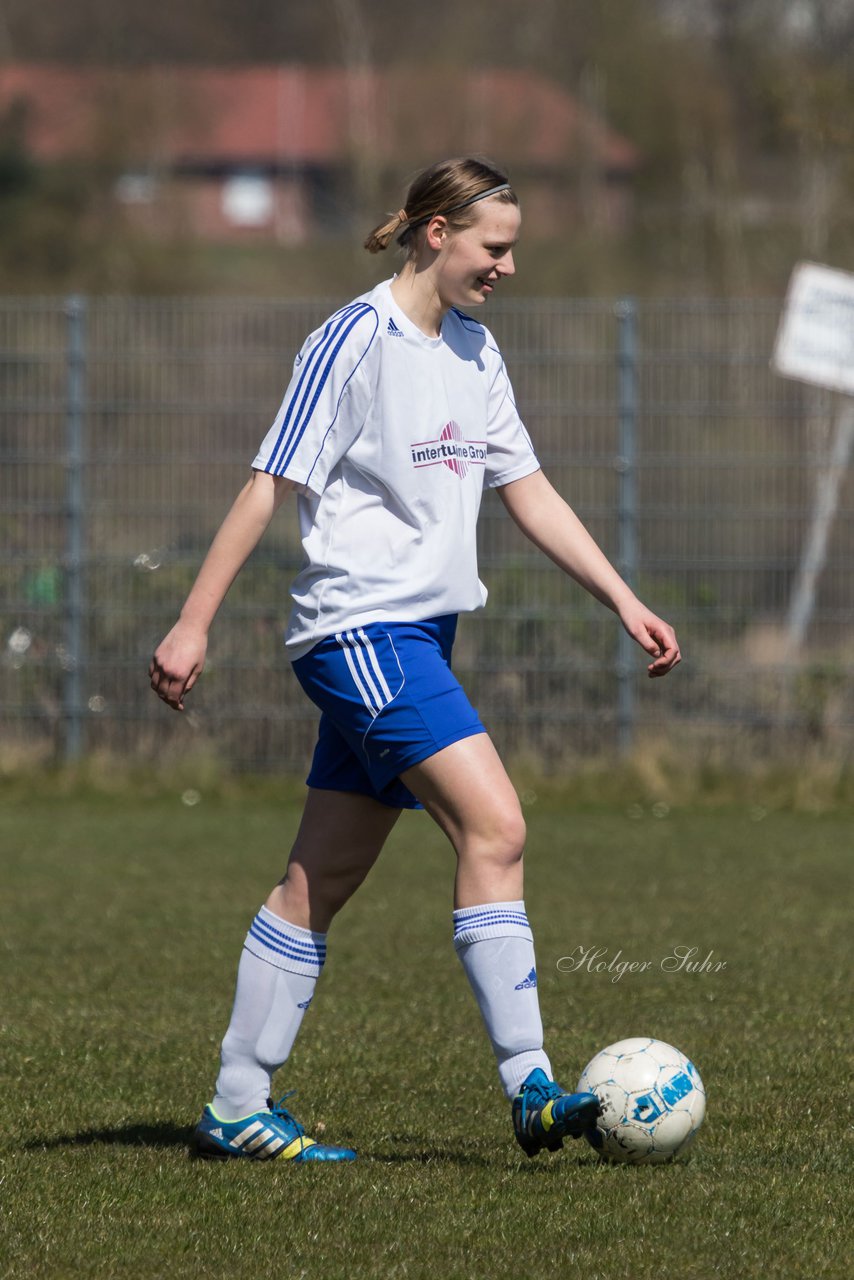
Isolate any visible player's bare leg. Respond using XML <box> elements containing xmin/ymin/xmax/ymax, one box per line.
<box><xmin>402</xmin><ymin>735</ymin><xmax>600</xmax><ymax>1155</ymax></box>
<box><xmin>401</xmin><ymin>733</ymin><xmax>525</xmax><ymax>909</ymax></box>
<box><xmin>266</xmin><ymin>788</ymin><xmax>402</xmax><ymax>931</ymax></box>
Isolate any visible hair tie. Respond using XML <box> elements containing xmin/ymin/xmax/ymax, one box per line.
<box><xmin>396</xmin><ymin>209</ymin><xmax>408</xmax><ymax>224</ymax></box>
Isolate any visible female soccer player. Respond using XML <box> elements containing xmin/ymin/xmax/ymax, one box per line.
<box><xmin>150</xmin><ymin>157</ymin><xmax>680</xmax><ymax>1163</ymax></box>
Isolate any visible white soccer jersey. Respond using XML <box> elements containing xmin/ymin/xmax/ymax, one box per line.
<box><xmin>252</xmin><ymin>278</ymin><xmax>540</xmax><ymax>658</ymax></box>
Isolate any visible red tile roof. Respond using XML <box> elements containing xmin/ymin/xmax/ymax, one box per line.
<box><xmin>0</xmin><ymin>64</ymin><xmax>639</xmax><ymax>173</ymax></box>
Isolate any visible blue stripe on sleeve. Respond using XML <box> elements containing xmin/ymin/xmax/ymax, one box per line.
<box><xmin>264</xmin><ymin>303</ymin><xmax>357</xmax><ymax>472</ymax></box>
<box><xmin>267</xmin><ymin>302</ymin><xmax>375</xmax><ymax>475</ymax></box>
<box><xmin>276</xmin><ymin>304</ymin><xmax>375</xmax><ymax>474</ymax></box>
<box><xmin>265</xmin><ymin>302</ymin><xmax>360</xmax><ymax>472</ymax></box>
<box><xmin>302</xmin><ymin>309</ymin><xmax>379</xmax><ymax>488</ymax></box>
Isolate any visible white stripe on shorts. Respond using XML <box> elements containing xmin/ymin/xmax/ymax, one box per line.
<box><xmin>357</xmin><ymin>628</ymin><xmax>394</xmax><ymax>703</ymax></box>
<box><xmin>338</xmin><ymin>637</ymin><xmax>380</xmax><ymax>714</ymax></box>
<box><xmin>336</xmin><ymin>630</ymin><xmax>396</xmax><ymax>717</ymax></box>
<box><xmin>349</xmin><ymin>632</ymin><xmax>386</xmax><ymax>712</ymax></box>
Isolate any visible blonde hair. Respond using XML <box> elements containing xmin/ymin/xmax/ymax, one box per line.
<box><xmin>365</xmin><ymin>156</ymin><xmax>517</xmax><ymax>255</ymax></box>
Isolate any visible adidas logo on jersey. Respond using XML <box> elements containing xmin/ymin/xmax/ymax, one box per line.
<box><xmin>387</xmin><ymin>317</ymin><xmax>404</xmax><ymax>337</ymax></box>
<box><xmin>515</xmin><ymin>967</ymin><xmax>538</xmax><ymax>990</ymax></box>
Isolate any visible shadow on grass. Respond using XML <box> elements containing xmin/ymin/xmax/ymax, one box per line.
<box><xmin>24</xmin><ymin>1125</ymin><xmax>495</xmax><ymax>1166</ymax></box>
<box><xmin>25</xmin><ymin>1121</ymin><xmax>193</xmax><ymax>1152</ymax></box>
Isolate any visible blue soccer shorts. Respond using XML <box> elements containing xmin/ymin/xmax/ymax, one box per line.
<box><xmin>291</xmin><ymin>614</ymin><xmax>485</xmax><ymax>809</ymax></box>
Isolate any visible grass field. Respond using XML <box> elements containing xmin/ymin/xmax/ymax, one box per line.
<box><xmin>0</xmin><ymin>782</ymin><xmax>851</xmax><ymax>1279</ymax></box>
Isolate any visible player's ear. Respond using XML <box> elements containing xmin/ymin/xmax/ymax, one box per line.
<box><xmin>425</xmin><ymin>216</ymin><xmax>449</xmax><ymax>252</ymax></box>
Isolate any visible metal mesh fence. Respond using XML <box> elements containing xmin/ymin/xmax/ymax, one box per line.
<box><xmin>2</xmin><ymin>295</ymin><xmax>852</xmax><ymax>772</ymax></box>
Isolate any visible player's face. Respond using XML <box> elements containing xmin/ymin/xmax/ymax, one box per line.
<box><xmin>431</xmin><ymin>200</ymin><xmax>520</xmax><ymax>309</ymax></box>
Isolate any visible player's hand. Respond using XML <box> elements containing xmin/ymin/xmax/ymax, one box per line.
<box><xmin>149</xmin><ymin>622</ymin><xmax>208</xmax><ymax>710</ymax></box>
<box><xmin>618</xmin><ymin>603</ymin><xmax>681</xmax><ymax>678</ymax></box>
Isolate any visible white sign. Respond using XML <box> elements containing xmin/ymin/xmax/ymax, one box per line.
<box><xmin>773</xmin><ymin>262</ymin><xmax>854</xmax><ymax>395</ymax></box>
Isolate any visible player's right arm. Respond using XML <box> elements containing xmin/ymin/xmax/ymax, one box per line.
<box><xmin>149</xmin><ymin>470</ymin><xmax>293</xmax><ymax>711</ymax></box>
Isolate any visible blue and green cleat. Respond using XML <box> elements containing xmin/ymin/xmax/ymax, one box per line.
<box><xmin>512</xmin><ymin>1068</ymin><xmax>602</xmax><ymax>1158</ymax></box>
<box><xmin>192</xmin><ymin>1092</ymin><xmax>356</xmax><ymax>1162</ymax></box>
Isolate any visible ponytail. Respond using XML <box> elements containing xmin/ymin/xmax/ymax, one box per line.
<box><xmin>364</xmin><ymin>208</ymin><xmax>410</xmax><ymax>254</ymax></box>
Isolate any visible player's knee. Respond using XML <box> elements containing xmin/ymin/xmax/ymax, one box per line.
<box><xmin>301</xmin><ymin>851</ymin><xmax>375</xmax><ymax>917</ymax></box>
<box><xmin>272</xmin><ymin>864</ymin><xmax>358</xmax><ymax>928</ymax></box>
<box><xmin>316</xmin><ymin>864</ymin><xmax>366</xmax><ymax>914</ymax></box>
<box><xmin>501</xmin><ymin>788</ymin><xmax>527</xmax><ymax>854</ymax></box>
<box><xmin>496</xmin><ymin>806</ymin><xmax>527</xmax><ymax>867</ymax></box>
<box><xmin>467</xmin><ymin>800</ymin><xmax>526</xmax><ymax>869</ymax></box>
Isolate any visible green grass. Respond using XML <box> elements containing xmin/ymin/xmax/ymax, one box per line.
<box><xmin>0</xmin><ymin>786</ymin><xmax>851</xmax><ymax>1279</ymax></box>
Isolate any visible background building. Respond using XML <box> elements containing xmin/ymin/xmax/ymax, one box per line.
<box><xmin>0</xmin><ymin>64</ymin><xmax>639</xmax><ymax>245</ymax></box>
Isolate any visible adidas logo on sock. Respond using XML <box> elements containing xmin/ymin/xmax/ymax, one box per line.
<box><xmin>515</xmin><ymin>967</ymin><xmax>538</xmax><ymax>990</ymax></box>
<box><xmin>211</xmin><ymin>1127</ymin><xmax>224</xmax><ymax>1139</ymax></box>
<box><xmin>387</xmin><ymin>317</ymin><xmax>404</xmax><ymax>337</ymax></box>
<box><xmin>297</xmin><ymin>997</ymin><xmax>313</xmax><ymax>1010</ymax></box>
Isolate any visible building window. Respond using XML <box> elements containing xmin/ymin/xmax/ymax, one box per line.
<box><xmin>222</xmin><ymin>173</ymin><xmax>274</xmax><ymax>228</ymax></box>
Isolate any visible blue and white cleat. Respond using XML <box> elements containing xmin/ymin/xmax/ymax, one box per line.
<box><xmin>192</xmin><ymin>1092</ymin><xmax>356</xmax><ymax>1162</ymax></box>
<box><xmin>512</xmin><ymin>1068</ymin><xmax>602</xmax><ymax>1158</ymax></box>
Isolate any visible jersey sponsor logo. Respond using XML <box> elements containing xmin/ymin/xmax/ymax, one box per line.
<box><xmin>386</xmin><ymin>317</ymin><xmax>404</xmax><ymax>337</ymax></box>
<box><xmin>411</xmin><ymin>420</ymin><xmax>486</xmax><ymax>479</ymax></box>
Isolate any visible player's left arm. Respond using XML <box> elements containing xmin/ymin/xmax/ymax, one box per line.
<box><xmin>497</xmin><ymin>468</ymin><xmax>681</xmax><ymax>678</ymax></box>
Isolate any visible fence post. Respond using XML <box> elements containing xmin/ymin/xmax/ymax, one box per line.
<box><xmin>785</xmin><ymin>397</ymin><xmax>854</xmax><ymax>658</ymax></box>
<box><xmin>64</xmin><ymin>295</ymin><xmax>87</xmax><ymax>762</ymax></box>
<box><xmin>615</xmin><ymin>298</ymin><xmax>638</xmax><ymax>756</ymax></box>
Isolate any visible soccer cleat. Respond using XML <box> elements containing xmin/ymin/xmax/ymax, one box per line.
<box><xmin>512</xmin><ymin>1067</ymin><xmax>602</xmax><ymax>1158</ymax></box>
<box><xmin>191</xmin><ymin>1092</ymin><xmax>356</xmax><ymax>1162</ymax></box>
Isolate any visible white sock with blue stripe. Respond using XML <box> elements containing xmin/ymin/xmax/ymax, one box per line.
<box><xmin>212</xmin><ymin>906</ymin><xmax>326</xmax><ymax>1121</ymax></box>
<box><xmin>453</xmin><ymin>900</ymin><xmax>552</xmax><ymax>1099</ymax></box>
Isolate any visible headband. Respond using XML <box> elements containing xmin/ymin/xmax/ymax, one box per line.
<box><xmin>404</xmin><ymin>182</ymin><xmax>513</xmax><ymax>231</ymax></box>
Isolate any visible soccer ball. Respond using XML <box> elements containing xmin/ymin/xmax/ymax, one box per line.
<box><xmin>577</xmin><ymin>1037</ymin><xmax>705</xmax><ymax>1164</ymax></box>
